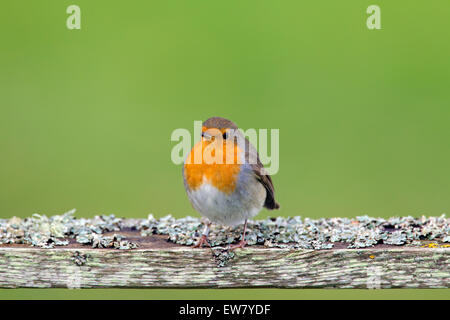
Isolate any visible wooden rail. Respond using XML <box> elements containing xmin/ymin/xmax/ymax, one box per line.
<box><xmin>0</xmin><ymin>232</ymin><xmax>448</xmax><ymax>289</ymax></box>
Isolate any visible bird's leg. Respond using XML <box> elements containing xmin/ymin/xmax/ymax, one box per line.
<box><xmin>193</xmin><ymin>222</ymin><xmax>212</xmax><ymax>248</ymax></box>
<box><xmin>229</xmin><ymin>219</ymin><xmax>248</xmax><ymax>250</ymax></box>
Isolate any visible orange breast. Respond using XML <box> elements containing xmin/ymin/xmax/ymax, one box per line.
<box><xmin>184</xmin><ymin>140</ymin><xmax>242</xmax><ymax>194</ymax></box>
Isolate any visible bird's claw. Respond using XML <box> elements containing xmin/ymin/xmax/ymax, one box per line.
<box><xmin>229</xmin><ymin>239</ymin><xmax>247</xmax><ymax>250</ymax></box>
<box><xmin>193</xmin><ymin>234</ymin><xmax>211</xmax><ymax>248</ymax></box>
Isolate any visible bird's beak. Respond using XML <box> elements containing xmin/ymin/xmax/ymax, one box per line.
<box><xmin>201</xmin><ymin>131</ymin><xmax>213</xmax><ymax>141</ymax></box>
<box><xmin>202</xmin><ymin>128</ymin><xmax>222</xmax><ymax>141</ymax></box>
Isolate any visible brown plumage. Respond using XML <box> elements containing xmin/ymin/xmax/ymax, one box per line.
<box><xmin>252</xmin><ymin>160</ymin><xmax>280</xmax><ymax>210</ymax></box>
<box><xmin>203</xmin><ymin>117</ymin><xmax>238</xmax><ymax>130</ymax></box>
<box><xmin>202</xmin><ymin>117</ymin><xmax>280</xmax><ymax>209</ymax></box>
<box><xmin>183</xmin><ymin>116</ymin><xmax>280</xmax><ymax>249</ymax></box>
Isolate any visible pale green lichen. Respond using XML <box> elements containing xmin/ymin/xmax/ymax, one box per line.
<box><xmin>0</xmin><ymin>210</ymin><xmax>448</xmax><ymax>250</ymax></box>
<box><xmin>138</xmin><ymin>213</ymin><xmax>449</xmax><ymax>249</ymax></box>
<box><xmin>212</xmin><ymin>248</ymin><xmax>236</xmax><ymax>267</ymax></box>
<box><xmin>0</xmin><ymin>209</ymin><xmax>137</xmax><ymax>249</ymax></box>
<box><xmin>71</xmin><ymin>251</ymin><xmax>89</xmax><ymax>266</ymax></box>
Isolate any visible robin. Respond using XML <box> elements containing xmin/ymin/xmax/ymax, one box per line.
<box><xmin>182</xmin><ymin>117</ymin><xmax>280</xmax><ymax>249</ymax></box>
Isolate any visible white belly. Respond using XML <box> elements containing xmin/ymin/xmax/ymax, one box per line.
<box><xmin>186</xmin><ymin>170</ymin><xmax>266</xmax><ymax>227</ymax></box>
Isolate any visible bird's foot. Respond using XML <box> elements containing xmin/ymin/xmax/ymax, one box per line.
<box><xmin>193</xmin><ymin>234</ymin><xmax>211</xmax><ymax>248</ymax></box>
<box><xmin>229</xmin><ymin>239</ymin><xmax>247</xmax><ymax>250</ymax></box>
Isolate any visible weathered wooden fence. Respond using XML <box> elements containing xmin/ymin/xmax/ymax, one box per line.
<box><xmin>1</xmin><ymin>214</ymin><xmax>449</xmax><ymax>289</ymax></box>
<box><xmin>0</xmin><ymin>237</ymin><xmax>448</xmax><ymax>289</ymax></box>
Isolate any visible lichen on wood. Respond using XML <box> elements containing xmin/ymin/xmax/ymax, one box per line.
<box><xmin>1</xmin><ymin>210</ymin><xmax>449</xmax><ymax>250</ymax></box>
<box><xmin>0</xmin><ymin>211</ymin><xmax>449</xmax><ymax>289</ymax></box>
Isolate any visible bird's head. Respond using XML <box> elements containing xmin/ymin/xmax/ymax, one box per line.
<box><xmin>201</xmin><ymin>117</ymin><xmax>238</xmax><ymax>145</ymax></box>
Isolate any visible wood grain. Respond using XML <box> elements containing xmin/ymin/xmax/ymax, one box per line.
<box><xmin>0</xmin><ymin>241</ymin><xmax>448</xmax><ymax>289</ymax></box>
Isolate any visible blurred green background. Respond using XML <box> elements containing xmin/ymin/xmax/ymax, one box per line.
<box><xmin>1</xmin><ymin>0</ymin><xmax>449</xmax><ymax>299</ymax></box>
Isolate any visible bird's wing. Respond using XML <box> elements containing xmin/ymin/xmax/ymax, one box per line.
<box><xmin>251</xmin><ymin>160</ymin><xmax>280</xmax><ymax>210</ymax></box>
<box><xmin>242</xmin><ymin>136</ymin><xmax>280</xmax><ymax>210</ymax></box>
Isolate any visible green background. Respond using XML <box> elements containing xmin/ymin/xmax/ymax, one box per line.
<box><xmin>1</xmin><ymin>1</ymin><xmax>449</xmax><ymax>299</ymax></box>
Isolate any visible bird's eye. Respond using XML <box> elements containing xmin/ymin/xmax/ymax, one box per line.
<box><xmin>222</xmin><ymin>131</ymin><xmax>227</xmax><ymax>139</ymax></box>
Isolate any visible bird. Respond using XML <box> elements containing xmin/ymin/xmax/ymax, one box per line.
<box><xmin>182</xmin><ymin>117</ymin><xmax>280</xmax><ymax>249</ymax></box>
